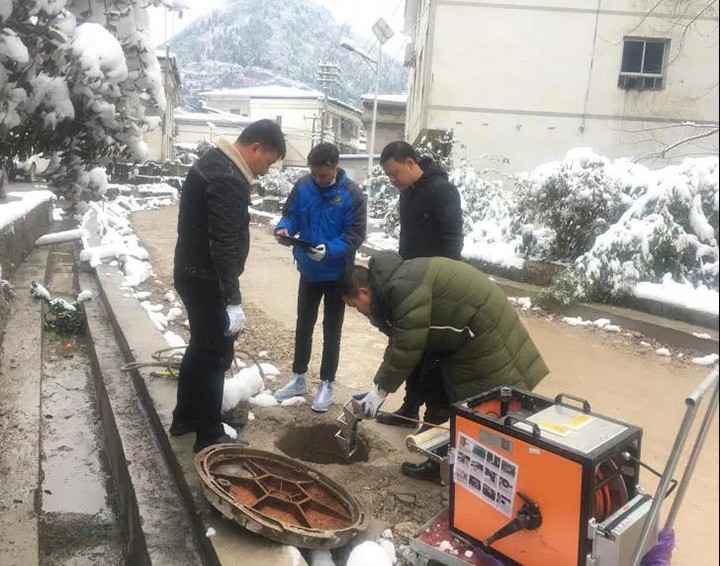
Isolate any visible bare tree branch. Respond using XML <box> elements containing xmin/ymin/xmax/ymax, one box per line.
<box><xmin>660</xmin><ymin>127</ymin><xmax>719</xmax><ymax>157</ymax></box>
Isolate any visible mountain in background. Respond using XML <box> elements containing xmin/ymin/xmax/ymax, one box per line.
<box><xmin>167</xmin><ymin>0</ymin><xmax>408</xmax><ymax>109</ymax></box>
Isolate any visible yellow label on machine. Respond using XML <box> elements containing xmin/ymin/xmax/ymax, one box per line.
<box><xmin>536</xmin><ymin>420</ymin><xmax>572</xmax><ymax>437</ymax></box>
<box><xmin>563</xmin><ymin>414</ymin><xmax>593</xmax><ymax>430</ymax></box>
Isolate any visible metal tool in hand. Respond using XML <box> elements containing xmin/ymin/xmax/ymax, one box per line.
<box><xmin>334</xmin><ymin>398</ymin><xmax>364</xmax><ymax>459</ymax></box>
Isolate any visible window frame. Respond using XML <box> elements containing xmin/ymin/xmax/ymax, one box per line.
<box><xmin>618</xmin><ymin>37</ymin><xmax>670</xmax><ymax>91</ymax></box>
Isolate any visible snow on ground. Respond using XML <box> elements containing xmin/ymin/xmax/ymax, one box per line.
<box><xmin>0</xmin><ymin>190</ymin><xmax>55</xmax><ymax>230</ymax></box>
<box><xmin>692</xmin><ymin>353</ymin><xmax>719</xmax><ymax>366</ymax></box>
<box><xmin>366</xmin><ymin>232</ymin><xmax>398</xmax><ymax>252</ymax></box>
<box><xmin>249</xmin><ymin>393</ymin><xmax>278</xmax><ymax>407</ymax></box>
<box><xmin>347</xmin><ymin>541</ymin><xmax>393</xmax><ymax>566</ymax></box>
<box><xmin>634</xmin><ymin>277</ymin><xmax>719</xmax><ymax>316</ymax></box>
<box><xmin>163</xmin><ymin>331</ymin><xmax>185</xmax><ymax>348</ymax></box>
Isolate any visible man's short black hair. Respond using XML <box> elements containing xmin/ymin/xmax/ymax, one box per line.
<box><xmin>237</xmin><ymin>119</ymin><xmax>287</xmax><ymax>159</ymax></box>
<box><xmin>380</xmin><ymin>141</ymin><xmax>417</xmax><ymax>164</ymax></box>
<box><xmin>340</xmin><ymin>265</ymin><xmax>371</xmax><ymax>297</ymax></box>
<box><xmin>307</xmin><ymin>142</ymin><xmax>340</xmax><ymax>167</ymax></box>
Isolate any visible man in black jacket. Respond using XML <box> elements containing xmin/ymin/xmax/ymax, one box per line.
<box><xmin>374</xmin><ymin>140</ymin><xmax>464</xmax><ymax>432</ymax></box>
<box><xmin>172</xmin><ymin>119</ymin><xmax>286</xmax><ymax>453</ymax></box>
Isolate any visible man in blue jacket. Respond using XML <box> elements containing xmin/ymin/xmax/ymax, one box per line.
<box><xmin>273</xmin><ymin>143</ymin><xmax>367</xmax><ymax>411</ymax></box>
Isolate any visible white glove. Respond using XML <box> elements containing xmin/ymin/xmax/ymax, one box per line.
<box><xmin>224</xmin><ymin>304</ymin><xmax>245</xmax><ymax>336</ymax></box>
<box><xmin>308</xmin><ymin>244</ymin><xmax>326</xmax><ymax>262</ymax></box>
<box><xmin>353</xmin><ymin>385</ymin><xmax>388</xmax><ymax>419</ymax></box>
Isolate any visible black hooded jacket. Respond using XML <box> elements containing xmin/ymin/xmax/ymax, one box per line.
<box><xmin>174</xmin><ymin>147</ymin><xmax>250</xmax><ymax>305</ymax></box>
<box><xmin>398</xmin><ymin>159</ymin><xmax>464</xmax><ymax>260</ymax></box>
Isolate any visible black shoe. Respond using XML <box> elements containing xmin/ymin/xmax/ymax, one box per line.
<box><xmin>375</xmin><ymin>403</ymin><xmax>420</xmax><ymax>428</ymax></box>
<box><xmin>169</xmin><ymin>419</ymin><xmax>197</xmax><ymax>437</ymax></box>
<box><xmin>193</xmin><ymin>434</ymin><xmax>249</xmax><ymax>454</ymax></box>
<box><xmin>401</xmin><ymin>459</ymin><xmax>442</xmax><ymax>484</ymax></box>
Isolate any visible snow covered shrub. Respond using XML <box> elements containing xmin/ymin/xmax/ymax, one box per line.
<box><xmin>512</xmin><ymin>149</ymin><xmax>635</xmax><ymax>261</ymax></box>
<box><xmin>1</xmin><ymin>1</ymin><xmax>174</xmax><ymax>204</ymax></box>
<box><xmin>254</xmin><ymin>166</ymin><xmax>306</xmax><ymax>198</ymax></box>
<box><xmin>577</xmin><ymin>157</ymin><xmax>719</xmax><ymax>296</ymax></box>
<box><xmin>451</xmin><ymin>161</ymin><xmax>511</xmax><ymax>236</ymax></box>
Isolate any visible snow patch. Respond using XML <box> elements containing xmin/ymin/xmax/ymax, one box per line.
<box><xmin>347</xmin><ymin>541</ymin><xmax>393</xmax><ymax>566</ymax></box>
<box><xmin>222</xmin><ymin>423</ymin><xmax>237</xmax><ymax>439</ymax></box>
<box><xmin>249</xmin><ymin>393</ymin><xmax>279</xmax><ymax>408</ymax></box>
<box><xmin>163</xmin><ymin>331</ymin><xmax>185</xmax><ymax>348</ymax></box>
<box><xmin>634</xmin><ymin>278</ymin><xmax>719</xmax><ymax>316</ymax></box>
<box><xmin>692</xmin><ymin>354</ymin><xmax>719</xmax><ymax>366</ymax></box>
<box><xmin>280</xmin><ymin>397</ymin><xmax>307</xmax><ymax>407</ymax></box>
<box><xmin>656</xmin><ymin>348</ymin><xmax>672</xmax><ymax>357</ymax></box>
<box><xmin>222</xmin><ymin>370</ymin><xmax>265</xmax><ymax>412</ymax></box>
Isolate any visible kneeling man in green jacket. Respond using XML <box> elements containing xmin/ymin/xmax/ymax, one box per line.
<box><xmin>341</xmin><ymin>251</ymin><xmax>549</xmax><ymax>483</ymax></box>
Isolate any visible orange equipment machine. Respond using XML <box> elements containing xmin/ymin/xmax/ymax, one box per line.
<box><xmin>450</xmin><ymin>386</ymin><xmax>651</xmax><ymax>566</ymax></box>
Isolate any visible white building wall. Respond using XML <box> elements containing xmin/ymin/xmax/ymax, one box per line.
<box><xmin>201</xmin><ymin>93</ymin><xmax>362</xmax><ymax>167</ymax></box>
<box><xmin>406</xmin><ymin>0</ymin><xmax>719</xmax><ymax>172</ymax></box>
<box><xmin>174</xmin><ymin>121</ymin><xmax>244</xmax><ymax>147</ymax></box>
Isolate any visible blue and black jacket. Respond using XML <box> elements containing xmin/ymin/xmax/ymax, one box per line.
<box><xmin>275</xmin><ymin>168</ymin><xmax>367</xmax><ymax>282</ymax></box>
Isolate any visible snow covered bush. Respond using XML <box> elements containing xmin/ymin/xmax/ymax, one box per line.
<box><xmin>512</xmin><ymin>149</ymin><xmax>635</xmax><ymax>260</ymax></box>
<box><xmin>254</xmin><ymin>166</ymin><xmax>306</xmax><ymax>198</ymax></box>
<box><xmin>539</xmin><ymin>157</ymin><xmax>719</xmax><ymax>305</ymax></box>
<box><xmin>577</xmin><ymin>157</ymin><xmax>719</xmax><ymax>296</ymax></box>
<box><xmin>1</xmin><ymin>0</ymin><xmax>177</xmax><ymax>203</ymax></box>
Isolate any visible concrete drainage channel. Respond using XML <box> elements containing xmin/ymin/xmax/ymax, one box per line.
<box><xmin>37</xmin><ymin>250</ymin><xmax>126</xmax><ymax>564</ymax></box>
<box><xmin>26</xmin><ymin>244</ymin><xmax>207</xmax><ymax>564</ymax></box>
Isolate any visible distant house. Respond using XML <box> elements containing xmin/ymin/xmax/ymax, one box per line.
<box><xmin>144</xmin><ymin>54</ymin><xmax>181</xmax><ymax>162</ymax></box>
<box><xmin>200</xmin><ymin>85</ymin><xmax>363</xmax><ymax>166</ymax></box>
<box><xmin>403</xmin><ymin>0</ymin><xmax>719</xmax><ymax>171</ymax></box>
<box><xmin>174</xmin><ymin>109</ymin><xmax>253</xmax><ymax>151</ymax></box>
<box><xmin>360</xmin><ymin>94</ymin><xmax>407</xmax><ymax>152</ymax></box>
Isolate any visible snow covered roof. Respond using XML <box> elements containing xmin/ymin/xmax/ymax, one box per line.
<box><xmin>174</xmin><ymin>110</ymin><xmax>252</xmax><ymax>126</ymax></box>
<box><xmin>201</xmin><ymin>85</ymin><xmax>325</xmax><ymax>99</ymax></box>
<box><xmin>200</xmin><ymin>85</ymin><xmax>362</xmax><ymax>115</ymax></box>
<box><xmin>360</xmin><ymin>94</ymin><xmax>407</xmax><ymax>106</ymax></box>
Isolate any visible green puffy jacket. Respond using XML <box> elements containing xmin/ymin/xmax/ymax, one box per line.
<box><xmin>369</xmin><ymin>252</ymin><xmax>549</xmax><ymax>401</ymax></box>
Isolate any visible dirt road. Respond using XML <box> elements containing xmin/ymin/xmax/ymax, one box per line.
<box><xmin>133</xmin><ymin>205</ymin><xmax>718</xmax><ymax>565</ymax></box>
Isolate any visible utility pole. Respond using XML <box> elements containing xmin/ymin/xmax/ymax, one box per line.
<box><xmin>315</xmin><ymin>64</ymin><xmax>342</xmax><ymax>144</ymax></box>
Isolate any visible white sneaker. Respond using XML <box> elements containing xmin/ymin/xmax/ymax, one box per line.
<box><xmin>274</xmin><ymin>372</ymin><xmax>308</xmax><ymax>401</ymax></box>
<box><xmin>311</xmin><ymin>381</ymin><xmax>334</xmax><ymax>412</ymax></box>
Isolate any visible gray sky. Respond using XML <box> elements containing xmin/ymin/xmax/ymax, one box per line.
<box><xmin>148</xmin><ymin>0</ymin><xmax>408</xmax><ymax>60</ymax></box>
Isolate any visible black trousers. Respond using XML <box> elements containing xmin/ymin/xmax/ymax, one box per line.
<box><xmin>292</xmin><ymin>277</ymin><xmax>345</xmax><ymax>382</ymax></box>
<box><xmin>173</xmin><ymin>269</ymin><xmax>235</xmax><ymax>442</ymax></box>
<box><xmin>403</xmin><ymin>359</ymin><xmax>450</xmax><ymax>420</ymax></box>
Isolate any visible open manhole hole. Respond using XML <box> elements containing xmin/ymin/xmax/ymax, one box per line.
<box><xmin>276</xmin><ymin>423</ymin><xmax>369</xmax><ymax>465</ymax></box>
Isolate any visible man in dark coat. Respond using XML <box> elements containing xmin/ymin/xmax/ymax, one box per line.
<box><xmin>342</xmin><ymin>252</ymin><xmax>549</xmax><ymax>482</ymax></box>
<box><xmin>172</xmin><ymin>119</ymin><xmax>286</xmax><ymax>453</ymax></box>
<box><xmin>375</xmin><ymin>141</ymin><xmax>465</xmax><ymax>430</ymax></box>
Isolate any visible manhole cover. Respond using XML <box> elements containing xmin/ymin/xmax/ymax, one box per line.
<box><xmin>276</xmin><ymin>423</ymin><xmax>369</xmax><ymax>465</ymax></box>
<box><xmin>195</xmin><ymin>445</ymin><xmax>367</xmax><ymax>549</ymax></box>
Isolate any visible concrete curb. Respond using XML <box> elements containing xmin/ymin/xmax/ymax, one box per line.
<box><xmin>82</xmin><ymin>267</ymin><xmax>205</xmax><ymax>564</ymax></box>
<box><xmin>91</xmin><ymin>263</ymin><xmax>222</xmax><ymax>566</ymax></box>
<box><xmin>249</xmin><ymin>211</ymin><xmax>718</xmax><ymax>354</ymax></box>
<box><xmin>90</xmin><ymin>263</ymin><xmax>308</xmax><ymax>565</ymax></box>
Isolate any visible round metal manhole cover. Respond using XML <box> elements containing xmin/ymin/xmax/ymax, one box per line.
<box><xmin>195</xmin><ymin>445</ymin><xmax>368</xmax><ymax>549</ymax></box>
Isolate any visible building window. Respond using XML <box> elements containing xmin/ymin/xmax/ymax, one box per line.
<box><xmin>618</xmin><ymin>38</ymin><xmax>668</xmax><ymax>90</ymax></box>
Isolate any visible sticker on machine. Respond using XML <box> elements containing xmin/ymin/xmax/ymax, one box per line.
<box><xmin>454</xmin><ymin>432</ymin><xmax>519</xmax><ymax>518</ymax></box>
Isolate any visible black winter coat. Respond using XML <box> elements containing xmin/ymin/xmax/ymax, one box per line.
<box><xmin>398</xmin><ymin>160</ymin><xmax>464</xmax><ymax>260</ymax></box>
<box><xmin>174</xmin><ymin>147</ymin><xmax>251</xmax><ymax>305</ymax></box>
